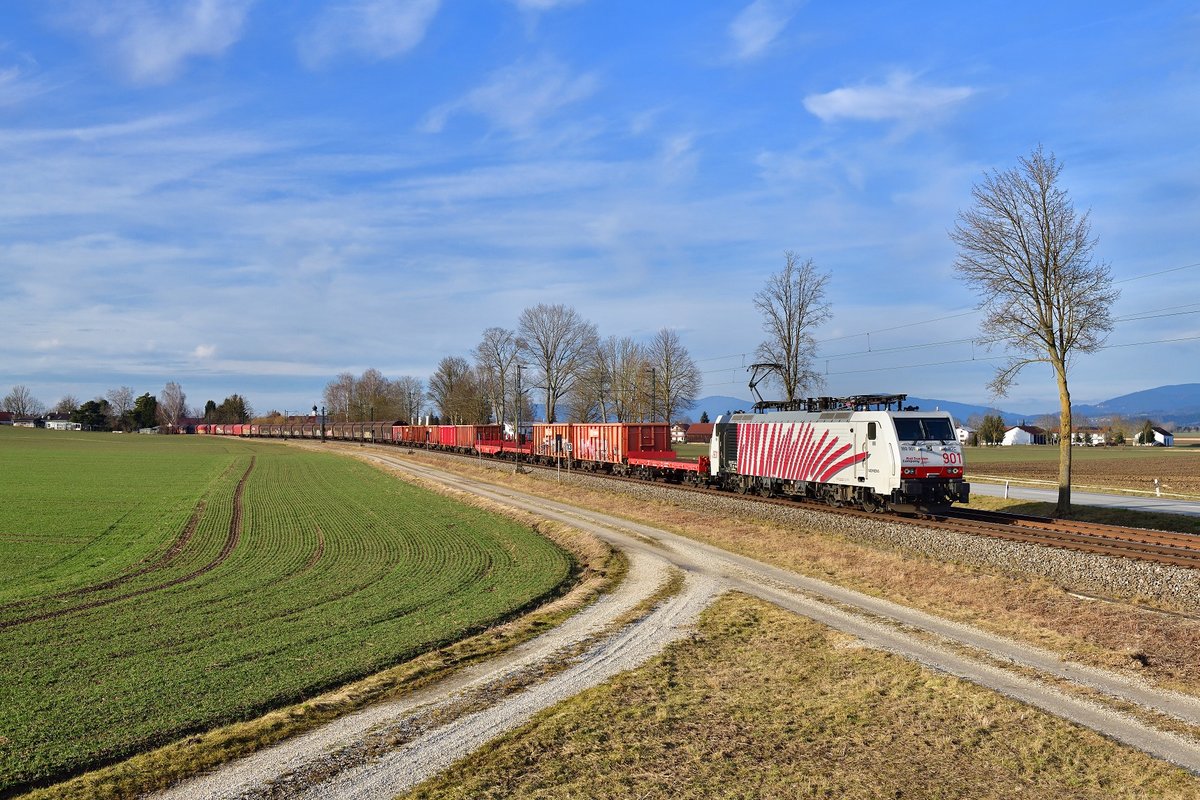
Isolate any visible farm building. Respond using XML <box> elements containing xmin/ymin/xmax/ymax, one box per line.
<box><xmin>1153</xmin><ymin>427</ymin><xmax>1174</xmax><ymax>447</ymax></box>
<box><xmin>45</xmin><ymin>419</ymin><xmax>83</xmax><ymax>431</ymax></box>
<box><xmin>1072</xmin><ymin>426</ymin><xmax>1107</xmax><ymax>446</ymax></box>
<box><xmin>0</xmin><ymin>411</ymin><xmax>12</xmax><ymax>425</ymax></box>
<box><xmin>1002</xmin><ymin>425</ymin><xmax>1048</xmax><ymax>446</ymax></box>
<box><xmin>684</xmin><ymin>422</ymin><xmax>714</xmax><ymax>444</ymax></box>
<box><xmin>671</xmin><ymin>423</ymin><xmax>688</xmax><ymax>443</ymax></box>
<box><xmin>955</xmin><ymin>425</ymin><xmax>975</xmax><ymax>444</ymax></box>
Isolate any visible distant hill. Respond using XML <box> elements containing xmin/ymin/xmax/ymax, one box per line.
<box><xmin>684</xmin><ymin>395</ymin><xmax>754</xmax><ymax>422</ymax></box>
<box><xmin>684</xmin><ymin>385</ymin><xmax>1200</xmax><ymax>429</ymax></box>
<box><xmin>1073</xmin><ymin>383</ymin><xmax>1200</xmax><ymax>427</ymax></box>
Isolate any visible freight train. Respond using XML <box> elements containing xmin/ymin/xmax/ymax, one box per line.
<box><xmin>197</xmin><ymin>393</ymin><xmax>969</xmax><ymax>512</ymax></box>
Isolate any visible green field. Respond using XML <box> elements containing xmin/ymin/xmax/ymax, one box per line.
<box><xmin>0</xmin><ymin>427</ymin><xmax>572</xmax><ymax>793</ymax></box>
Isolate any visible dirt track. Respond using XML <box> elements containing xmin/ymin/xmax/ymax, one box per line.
<box><xmin>153</xmin><ymin>453</ymin><xmax>1200</xmax><ymax>798</ymax></box>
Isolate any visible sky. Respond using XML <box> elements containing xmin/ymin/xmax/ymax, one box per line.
<box><xmin>2</xmin><ymin>0</ymin><xmax>1198</xmax><ymax>418</ymax></box>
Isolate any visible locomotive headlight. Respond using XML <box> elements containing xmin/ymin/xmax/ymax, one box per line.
<box><xmin>902</xmin><ymin>468</ymin><xmax>916</xmax><ymax>477</ymax></box>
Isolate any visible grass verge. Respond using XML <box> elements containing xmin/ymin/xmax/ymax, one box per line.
<box><xmin>395</xmin><ymin>449</ymin><xmax>1200</xmax><ymax>698</ymax></box>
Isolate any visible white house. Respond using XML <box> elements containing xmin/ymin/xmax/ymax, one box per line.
<box><xmin>955</xmin><ymin>425</ymin><xmax>975</xmax><ymax>444</ymax></box>
<box><xmin>45</xmin><ymin>419</ymin><xmax>82</xmax><ymax>431</ymax></box>
<box><xmin>1002</xmin><ymin>425</ymin><xmax>1048</xmax><ymax>446</ymax></box>
<box><xmin>1153</xmin><ymin>427</ymin><xmax>1175</xmax><ymax>447</ymax></box>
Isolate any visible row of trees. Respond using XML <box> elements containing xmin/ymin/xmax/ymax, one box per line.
<box><xmin>2</xmin><ymin>382</ymin><xmax>252</xmax><ymax>432</ymax></box>
<box><xmin>321</xmin><ymin>308</ymin><xmax>708</xmax><ymax>426</ymax></box>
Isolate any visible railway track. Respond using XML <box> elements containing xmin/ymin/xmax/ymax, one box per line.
<box><xmin>395</xmin><ymin>445</ymin><xmax>1200</xmax><ymax>571</ymax></box>
<box><xmin>932</xmin><ymin>506</ymin><xmax>1200</xmax><ymax>569</ymax></box>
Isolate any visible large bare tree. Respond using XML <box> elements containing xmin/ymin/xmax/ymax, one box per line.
<box><xmin>951</xmin><ymin>145</ymin><xmax>1118</xmax><ymax>515</ymax></box>
<box><xmin>158</xmin><ymin>381</ymin><xmax>187</xmax><ymax>431</ymax></box>
<box><xmin>754</xmin><ymin>252</ymin><xmax>831</xmax><ymax>402</ymax></box>
<box><xmin>3</xmin><ymin>384</ymin><xmax>44</xmax><ymax>416</ymax></box>
<box><xmin>517</xmin><ymin>303</ymin><xmax>598</xmax><ymax>423</ymax></box>
<box><xmin>472</xmin><ymin>327</ymin><xmax>520</xmax><ymax>427</ymax></box>
<box><xmin>647</xmin><ymin>328</ymin><xmax>701</xmax><ymax>424</ymax></box>
<box><xmin>428</xmin><ymin>356</ymin><xmax>485</xmax><ymax>423</ymax></box>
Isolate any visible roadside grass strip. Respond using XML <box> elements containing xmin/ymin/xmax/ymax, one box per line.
<box><xmin>0</xmin><ymin>434</ymin><xmax>574</xmax><ymax>795</ymax></box>
<box><xmin>404</xmin><ymin>594</ymin><xmax>1200</xmax><ymax>800</ymax></box>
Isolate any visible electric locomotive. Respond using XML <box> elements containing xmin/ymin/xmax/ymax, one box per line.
<box><xmin>708</xmin><ymin>393</ymin><xmax>969</xmax><ymax>512</ymax></box>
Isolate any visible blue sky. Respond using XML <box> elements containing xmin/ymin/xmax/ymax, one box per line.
<box><xmin>2</xmin><ymin>0</ymin><xmax>1198</xmax><ymax>418</ymax></box>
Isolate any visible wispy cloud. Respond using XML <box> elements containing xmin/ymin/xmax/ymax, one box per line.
<box><xmin>298</xmin><ymin>0</ymin><xmax>440</xmax><ymax>67</ymax></box>
<box><xmin>510</xmin><ymin>0</ymin><xmax>585</xmax><ymax>10</ymax></box>
<box><xmin>729</xmin><ymin>0</ymin><xmax>801</xmax><ymax>61</ymax></box>
<box><xmin>804</xmin><ymin>71</ymin><xmax>974</xmax><ymax>124</ymax></box>
<box><xmin>422</xmin><ymin>56</ymin><xmax>598</xmax><ymax>136</ymax></box>
<box><xmin>62</xmin><ymin>0</ymin><xmax>253</xmax><ymax>85</ymax></box>
<box><xmin>192</xmin><ymin>344</ymin><xmax>216</xmax><ymax>359</ymax></box>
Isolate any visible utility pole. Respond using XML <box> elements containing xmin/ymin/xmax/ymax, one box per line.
<box><xmin>515</xmin><ymin>363</ymin><xmax>524</xmax><ymax>465</ymax></box>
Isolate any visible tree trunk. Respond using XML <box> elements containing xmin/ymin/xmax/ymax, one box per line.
<box><xmin>1054</xmin><ymin>362</ymin><xmax>1073</xmax><ymax>516</ymax></box>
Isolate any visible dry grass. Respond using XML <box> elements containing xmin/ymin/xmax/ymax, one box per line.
<box><xmin>401</xmin><ymin>451</ymin><xmax>1200</xmax><ymax>697</ymax></box>
<box><xmin>968</xmin><ymin>493</ymin><xmax>1200</xmax><ymax>535</ymax></box>
<box><xmin>404</xmin><ymin>593</ymin><xmax>1200</xmax><ymax>799</ymax></box>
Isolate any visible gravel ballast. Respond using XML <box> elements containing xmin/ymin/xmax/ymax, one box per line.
<box><xmin>442</xmin><ymin>452</ymin><xmax>1200</xmax><ymax>613</ymax></box>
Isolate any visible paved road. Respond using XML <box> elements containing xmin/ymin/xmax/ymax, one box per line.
<box><xmin>971</xmin><ymin>480</ymin><xmax>1200</xmax><ymax>517</ymax></box>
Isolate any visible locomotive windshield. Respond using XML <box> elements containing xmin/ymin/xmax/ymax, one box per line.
<box><xmin>893</xmin><ymin>417</ymin><xmax>955</xmax><ymax>442</ymax></box>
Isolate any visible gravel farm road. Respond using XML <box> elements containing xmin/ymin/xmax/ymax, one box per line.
<box><xmin>156</xmin><ymin>453</ymin><xmax>1200</xmax><ymax>799</ymax></box>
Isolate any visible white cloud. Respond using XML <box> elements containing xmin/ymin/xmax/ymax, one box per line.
<box><xmin>193</xmin><ymin>344</ymin><xmax>217</xmax><ymax>359</ymax></box>
<box><xmin>804</xmin><ymin>71</ymin><xmax>974</xmax><ymax>124</ymax></box>
<box><xmin>298</xmin><ymin>0</ymin><xmax>440</xmax><ymax>67</ymax></box>
<box><xmin>729</xmin><ymin>0</ymin><xmax>800</xmax><ymax>61</ymax></box>
<box><xmin>422</xmin><ymin>56</ymin><xmax>598</xmax><ymax>136</ymax></box>
<box><xmin>65</xmin><ymin>0</ymin><xmax>253</xmax><ymax>85</ymax></box>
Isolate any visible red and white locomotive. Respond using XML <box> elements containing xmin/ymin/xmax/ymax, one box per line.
<box><xmin>709</xmin><ymin>394</ymin><xmax>969</xmax><ymax>512</ymax></box>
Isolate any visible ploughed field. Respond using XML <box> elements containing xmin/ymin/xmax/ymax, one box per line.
<box><xmin>964</xmin><ymin>444</ymin><xmax>1200</xmax><ymax>496</ymax></box>
<box><xmin>0</xmin><ymin>427</ymin><xmax>571</xmax><ymax>794</ymax></box>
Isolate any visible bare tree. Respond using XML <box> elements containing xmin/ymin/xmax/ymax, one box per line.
<box><xmin>605</xmin><ymin>336</ymin><xmax>649</xmax><ymax>422</ymax></box>
<box><xmin>647</xmin><ymin>328</ymin><xmax>702</xmax><ymax>424</ymax></box>
<box><xmin>472</xmin><ymin>327</ymin><xmax>520</xmax><ymax>426</ymax></box>
<box><xmin>323</xmin><ymin>372</ymin><xmax>355</xmax><ymax>422</ymax></box>
<box><xmin>357</xmin><ymin>368</ymin><xmax>389</xmax><ymax>420</ymax></box>
<box><xmin>158</xmin><ymin>381</ymin><xmax>188</xmax><ymax>432</ymax></box>
<box><xmin>53</xmin><ymin>394</ymin><xmax>80</xmax><ymax>415</ymax></box>
<box><xmin>951</xmin><ymin>145</ymin><xmax>1118</xmax><ymax>515</ymax></box>
<box><xmin>754</xmin><ymin>252</ymin><xmax>832</xmax><ymax>401</ymax></box>
<box><xmin>3</xmin><ymin>385</ymin><xmax>44</xmax><ymax>416</ymax></box>
<box><xmin>106</xmin><ymin>386</ymin><xmax>135</xmax><ymax>430</ymax></box>
<box><xmin>428</xmin><ymin>356</ymin><xmax>483</xmax><ymax>423</ymax></box>
<box><xmin>517</xmin><ymin>303</ymin><xmax>598</xmax><ymax>423</ymax></box>
<box><xmin>392</xmin><ymin>375</ymin><xmax>425</xmax><ymax>423</ymax></box>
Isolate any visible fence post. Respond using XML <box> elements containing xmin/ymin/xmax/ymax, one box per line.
<box><xmin>1004</xmin><ymin>480</ymin><xmax>1010</xmax><ymax>499</ymax></box>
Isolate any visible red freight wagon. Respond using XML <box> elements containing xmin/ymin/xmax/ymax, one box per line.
<box><xmin>532</xmin><ymin>423</ymin><xmax>573</xmax><ymax>459</ymax></box>
<box><xmin>572</xmin><ymin>422</ymin><xmax>672</xmax><ymax>464</ymax></box>
<box><xmin>458</xmin><ymin>424</ymin><xmax>502</xmax><ymax>449</ymax></box>
<box><xmin>437</xmin><ymin>425</ymin><xmax>459</xmax><ymax>448</ymax></box>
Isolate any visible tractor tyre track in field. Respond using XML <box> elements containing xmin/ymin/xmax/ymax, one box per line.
<box><xmin>0</xmin><ymin>460</ymin><xmax>246</xmax><ymax>614</ymax></box>
<box><xmin>0</xmin><ymin>458</ymin><xmax>255</xmax><ymax>631</ymax></box>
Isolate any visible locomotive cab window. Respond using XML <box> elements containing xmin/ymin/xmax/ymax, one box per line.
<box><xmin>867</xmin><ymin>422</ymin><xmax>877</xmax><ymax>440</ymax></box>
<box><xmin>894</xmin><ymin>417</ymin><xmax>955</xmax><ymax>442</ymax></box>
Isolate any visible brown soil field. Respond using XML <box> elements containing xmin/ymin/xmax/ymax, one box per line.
<box><xmin>971</xmin><ymin>452</ymin><xmax>1200</xmax><ymax>496</ymax></box>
